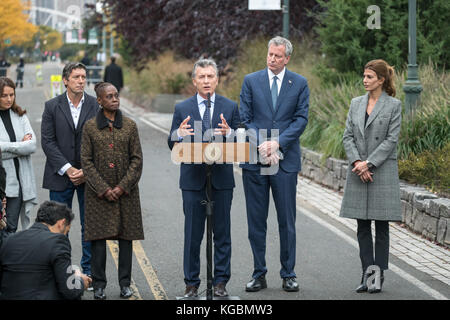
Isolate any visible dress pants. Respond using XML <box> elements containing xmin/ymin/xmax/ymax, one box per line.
<box><xmin>242</xmin><ymin>168</ymin><xmax>298</xmax><ymax>279</ymax></box>
<box><xmin>357</xmin><ymin>219</ymin><xmax>390</xmax><ymax>272</ymax></box>
<box><xmin>182</xmin><ymin>187</ymin><xmax>233</xmax><ymax>287</ymax></box>
<box><xmin>50</xmin><ymin>183</ymin><xmax>91</xmax><ymax>275</ymax></box>
<box><xmin>5</xmin><ymin>187</ymin><xmax>24</xmax><ymax>233</ymax></box>
<box><xmin>91</xmin><ymin>239</ymin><xmax>133</xmax><ymax>289</ymax></box>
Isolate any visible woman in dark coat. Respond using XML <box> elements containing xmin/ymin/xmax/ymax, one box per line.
<box><xmin>81</xmin><ymin>82</ymin><xmax>144</xmax><ymax>300</ymax></box>
<box><xmin>340</xmin><ymin>59</ymin><xmax>402</xmax><ymax>294</ymax></box>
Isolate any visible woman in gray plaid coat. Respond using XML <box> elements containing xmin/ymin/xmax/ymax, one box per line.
<box><xmin>340</xmin><ymin>59</ymin><xmax>402</xmax><ymax>294</ymax></box>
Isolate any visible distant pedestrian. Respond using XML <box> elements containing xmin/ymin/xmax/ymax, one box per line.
<box><xmin>0</xmin><ymin>201</ymin><xmax>92</xmax><ymax>300</ymax></box>
<box><xmin>90</xmin><ymin>55</ymin><xmax>101</xmax><ymax>85</ymax></box>
<box><xmin>81</xmin><ymin>54</ymin><xmax>90</xmax><ymax>69</ymax></box>
<box><xmin>340</xmin><ymin>59</ymin><xmax>402</xmax><ymax>294</ymax></box>
<box><xmin>81</xmin><ymin>54</ymin><xmax>91</xmax><ymax>85</ymax></box>
<box><xmin>81</xmin><ymin>82</ymin><xmax>144</xmax><ymax>300</ymax></box>
<box><xmin>0</xmin><ymin>77</ymin><xmax>37</xmax><ymax>234</ymax></box>
<box><xmin>103</xmin><ymin>57</ymin><xmax>123</xmax><ymax>92</ymax></box>
<box><xmin>0</xmin><ymin>57</ymin><xmax>11</xmax><ymax>77</ymax></box>
<box><xmin>15</xmin><ymin>59</ymin><xmax>25</xmax><ymax>88</ymax></box>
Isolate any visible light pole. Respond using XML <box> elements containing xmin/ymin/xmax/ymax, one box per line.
<box><xmin>403</xmin><ymin>0</ymin><xmax>422</xmax><ymax>115</ymax></box>
<box><xmin>282</xmin><ymin>0</ymin><xmax>289</xmax><ymax>39</ymax></box>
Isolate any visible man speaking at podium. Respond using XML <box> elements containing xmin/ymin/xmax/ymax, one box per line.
<box><xmin>168</xmin><ymin>59</ymin><xmax>240</xmax><ymax>298</ymax></box>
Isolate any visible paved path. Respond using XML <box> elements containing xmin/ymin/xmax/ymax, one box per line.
<box><xmin>120</xmin><ymin>95</ymin><xmax>450</xmax><ymax>299</ymax></box>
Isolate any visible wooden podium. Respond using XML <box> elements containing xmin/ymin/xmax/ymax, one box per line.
<box><xmin>174</xmin><ymin>142</ymin><xmax>248</xmax><ymax>300</ymax></box>
<box><xmin>171</xmin><ymin>142</ymin><xmax>250</xmax><ymax>164</ymax></box>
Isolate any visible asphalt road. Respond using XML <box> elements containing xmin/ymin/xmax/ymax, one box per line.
<box><xmin>7</xmin><ymin>61</ymin><xmax>449</xmax><ymax>301</ymax></box>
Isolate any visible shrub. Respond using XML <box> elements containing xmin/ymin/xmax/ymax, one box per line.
<box><xmin>314</xmin><ymin>0</ymin><xmax>450</xmax><ymax>73</ymax></box>
<box><xmin>59</xmin><ymin>43</ymin><xmax>84</xmax><ymax>61</ymax></box>
<box><xmin>398</xmin><ymin>142</ymin><xmax>450</xmax><ymax>196</ymax></box>
<box><xmin>124</xmin><ymin>51</ymin><xmax>194</xmax><ymax>98</ymax></box>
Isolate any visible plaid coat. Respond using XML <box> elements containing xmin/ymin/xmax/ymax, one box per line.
<box><xmin>81</xmin><ymin>109</ymin><xmax>144</xmax><ymax>241</ymax></box>
<box><xmin>340</xmin><ymin>91</ymin><xmax>402</xmax><ymax>221</ymax></box>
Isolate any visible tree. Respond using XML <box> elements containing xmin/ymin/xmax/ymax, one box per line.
<box><xmin>36</xmin><ymin>26</ymin><xmax>63</xmax><ymax>52</ymax></box>
<box><xmin>314</xmin><ymin>0</ymin><xmax>450</xmax><ymax>73</ymax></box>
<box><xmin>0</xmin><ymin>0</ymin><xmax>37</xmax><ymax>52</ymax></box>
<box><xmin>90</xmin><ymin>0</ymin><xmax>321</xmax><ymax>71</ymax></box>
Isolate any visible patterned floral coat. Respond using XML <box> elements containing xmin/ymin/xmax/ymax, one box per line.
<box><xmin>81</xmin><ymin>109</ymin><xmax>144</xmax><ymax>241</ymax></box>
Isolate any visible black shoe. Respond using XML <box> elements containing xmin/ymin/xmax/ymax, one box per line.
<box><xmin>368</xmin><ymin>271</ymin><xmax>384</xmax><ymax>294</ymax></box>
<box><xmin>356</xmin><ymin>271</ymin><xmax>369</xmax><ymax>293</ymax></box>
<box><xmin>214</xmin><ymin>282</ymin><xmax>229</xmax><ymax>297</ymax></box>
<box><xmin>184</xmin><ymin>285</ymin><xmax>198</xmax><ymax>298</ymax></box>
<box><xmin>282</xmin><ymin>277</ymin><xmax>299</xmax><ymax>292</ymax></box>
<box><xmin>246</xmin><ymin>276</ymin><xmax>267</xmax><ymax>292</ymax></box>
<box><xmin>93</xmin><ymin>288</ymin><xmax>106</xmax><ymax>300</ymax></box>
<box><xmin>120</xmin><ymin>286</ymin><xmax>133</xmax><ymax>299</ymax></box>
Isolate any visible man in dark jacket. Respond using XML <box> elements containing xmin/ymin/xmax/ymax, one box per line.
<box><xmin>41</xmin><ymin>62</ymin><xmax>99</xmax><ymax>279</ymax></box>
<box><xmin>0</xmin><ymin>201</ymin><xmax>91</xmax><ymax>300</ymax></box>
<box><xmin>103</xmin><ymin>57</ymin><xmax>123</xmax><ymax>92</ymax></box>
<box><xmin>0</xmin><ymin>56</ymin><xmax>11</xmax><ymax>77</ymax></box>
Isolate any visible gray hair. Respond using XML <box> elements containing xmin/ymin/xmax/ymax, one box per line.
<box><xmin>192</xmin><ymin>58</ymin><xmax>219</xmax><ymax>78</ymax></box>
<box><xmin>268</xmin><ymin>36</ymin><xmax>293</xmax><ymax>57</ymax></box>
<box><xmin>62</xmin><ymin>62</ymin><xmax>87</xmax><ymax>81</ymax></box>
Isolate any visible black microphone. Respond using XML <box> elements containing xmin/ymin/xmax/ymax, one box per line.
<box><xmin>207</xmin><ymin>92</ymin><xmax>211</xmax><ymax>109</ymax></box>
<box><xmin>207</xmin><ymin>93</ymin><xmax>213</xmax><ymax>142</ymax></box>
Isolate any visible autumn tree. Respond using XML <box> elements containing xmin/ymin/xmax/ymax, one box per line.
<box><xmin>0</xmin><ymin>0</ymin><xmax>37</xmax><ymax>52</ymax></box>
<box><xmin>89</xmin><ymin>0</ymin><xmax>321</xmax><ymax>71</ymax></box>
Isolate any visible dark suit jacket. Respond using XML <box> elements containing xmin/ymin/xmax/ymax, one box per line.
<box><xmin>239</xmin><ymin>68</ymin><xmax>309</xmax><ymax>173</ymax></box>
<box><xmin>0</xmin><ymin>223</ymin><xmax>84</xmax><ymax>300</ymax></box>
<box><xmin>168</xmin><ymin>94</ymin><xmax>240</xmax><ymax>190</ymax></box>
<box><xmin>41</xmin><ymin>92</ymin><xmax>99</xmax><ymax>191</ymax></box>
<box><xmin>104</xmin><ymin>63</ymin><xmax>124</xmax><ymax>91</ymax></box>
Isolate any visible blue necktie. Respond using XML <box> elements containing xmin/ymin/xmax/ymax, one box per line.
<box><xmin>271</xmin><ymin>76</ymin><xmax>278</xmax><ymax>111</ymax></box>
<box><xmin>202</xmin><ymin>100</ymin><xmax>211</xmax><ymax>131</ymax></box>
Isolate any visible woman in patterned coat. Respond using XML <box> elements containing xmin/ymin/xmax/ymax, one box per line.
<box><xmin>340</xmin><ymin>60</ymin><xmax>402</xmax><ymax>294</ymax></box>
<box><xmin>81</xmin><ymin>82</ymin><xmax>144</xmax><ymax>300</ymax></box>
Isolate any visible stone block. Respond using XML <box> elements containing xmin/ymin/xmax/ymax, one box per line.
<box><xmin>400</xmin><ymin>187</ymin><xmax>410</xmax><ymax>201</ymax></box>
<box><xmin>400</xmin><ymin>186</ymin><xmax>425</xmax><ymax>201</ymax></box>
<box><xmin>402</xmin><ymin>200</ymin><xmax>413</xmax><ymax>225</ymax></box>
<box><xmin>445</xmin><ymin>224</ymin><xmax>450</xmax><ymax>247</ymax></box>
<box><xmin>421</xmin><ymin>214</ymin><xmax>438</xmax><ymax>241</ymax></box>
<box><xmin>412</xmin><ymin>191</ymin><xmax>438</xmax><ymax>202</ymax></box>
<box><xmin>326</xmin><ymin>158</ymin><xmax>334</xmax><ymax>170</ymax></box>
<box><xmin>341</xmin><ymin>165</ymin><xmax>348</xmax><ymax>180</ymax></box>
<box><xmin>413</xmin><ymin>198</ymin><xmax>432</xmax><ymax>213</ymax></box>
<box><xmin>306</xmin><ymin>150</ymin><xmax>321</xmax><ymax>166</ymax></box>
<box><xmin>437</xmin><ymin>218</ymin><xmax>449</xmax><ymax>245</ymax></box>
<box><xmin>322</xmin><ymin>170</ymin><xmax>334</xmax><ymax>188</ymax></box>
<box><xmin>429</xmin><ymin>198</ymin><xmax>450</xmax><ymax>218</ymax></box>
<box><xmin>339</xmin><ymin>178</ymin><xmax>346</xmax><ymax>191</ymax></box>
<box><xmin>300</xmin><ymin>163</ymin><xmax>312</xmax><ymax>179</ymax></box>
<box><xmin>333</xmin><ymin>158</ymin><xmax>347</xmax><ymax>171</ymax></box>
<box><xmin>412</xmin><ymin>208</ymin><xmax>424</xmax><ymax>233</ymax></box>
<box><xmin>331</xmin><ymin>177</ymin><xmax>340</xmax><ymax>191</ymax></box>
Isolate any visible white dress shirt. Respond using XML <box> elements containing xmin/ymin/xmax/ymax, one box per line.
<box><xmin>177</xmin><ymin>93</ymin><xmax>216</xmax><ymax>139</ymax></box>
<box><xmin>268</xmin><ymin>67</ymin><xmax>286</xmax><ymax>95</ymax></box>
<box><xmin>58</xmin><ymin>93</ymin><xmax>85</xmax><ymax>176</ymax></box>
<box><xmin>197</xmin><ymin>93</ymin><xmax>215</xmax><ymax>120</ymax></box>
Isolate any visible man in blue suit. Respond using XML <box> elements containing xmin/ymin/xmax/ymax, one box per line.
<box><xmin>239</xmin><ymin>36</ymin><xmax>309</xmax><ymax>292</ymax></box>
<box><xmin>168</xmin><ymin>59</ymin><xmax>240</xmax><ymax>298</ymax></box>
